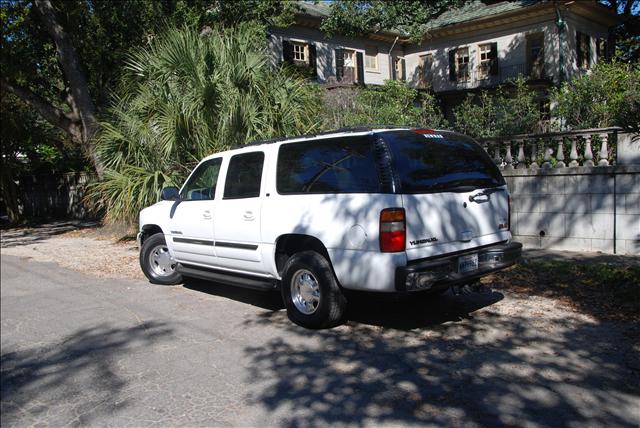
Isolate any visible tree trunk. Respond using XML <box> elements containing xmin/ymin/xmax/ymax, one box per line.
<box><xmin>33</xmin><ymin>0</ymin><xmax>104</xmax><ymax>178</ymax></box>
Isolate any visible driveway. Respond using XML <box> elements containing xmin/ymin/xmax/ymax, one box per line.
<box><xmin>1</xmin><ymin>254</ymin><xmax>639</xmax><ymax>427</ymax></box>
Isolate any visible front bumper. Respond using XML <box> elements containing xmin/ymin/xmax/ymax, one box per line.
<box><xmin>395</xmin><ymin>241</ymin><xmax>522</xmax><ymax>292</ymax></box>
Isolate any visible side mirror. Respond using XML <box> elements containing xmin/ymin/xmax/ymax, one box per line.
<box><xmin>160</xmin><ymin>186</ymin><xmax>180</xmax><ymax>201</ymax></box>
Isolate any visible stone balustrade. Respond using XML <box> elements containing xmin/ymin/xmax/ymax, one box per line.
<box><xmin>478</xmin><ymin>127</ymin><xmax>623</xmax><ymax>169</ymax></box>
<box><xmin>477</xmin><ymin>128</ymin><xmax>639</xmax><ymax>255</ymax></box>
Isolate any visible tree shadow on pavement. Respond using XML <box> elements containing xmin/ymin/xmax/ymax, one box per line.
<box><xmin>1</xmin><ymin>321</ymin><xmax>173</xmax><ymax>426</ymax></box>
<box><xmin>242</xmin><ymin>291</ymin><xmax>640</xmax><ymax>427</ymax></box>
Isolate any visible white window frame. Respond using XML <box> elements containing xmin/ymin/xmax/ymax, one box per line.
<box><xmin>456</xmin><ymin>47</ymin><xmax>470</xmax><ymax>82</ymax></box>
<box><xmin>478</xmin><ymin>43</ymin><xmax>492</xmax><ymax>79</ymax></box>
<box><xmin>365</xmin><ymin>46</ymin><xmax>378</xmax><ymax>72</ymax></box>
<box><xmin>292</xmin><ymin>42</ymin><xmax>308</xmax><ymax>65</ymax></box>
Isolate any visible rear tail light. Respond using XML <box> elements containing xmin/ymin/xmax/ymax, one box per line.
<box><xmin>413</xmin><ymin>129</ymin><xmax>435</xmax><ymax>134</ymax></box>
<box><xmin>380</xmin><ymin>208</ymin><xmax>406</xmax><ymax>252</ymax></box>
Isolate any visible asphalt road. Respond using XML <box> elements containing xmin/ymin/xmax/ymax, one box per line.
<box><xmin>1</xmin><ymin>254</ymin><xmax>639</xmax><ymax>427</ymax></box>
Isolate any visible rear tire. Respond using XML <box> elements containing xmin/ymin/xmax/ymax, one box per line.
<box><xmin>281</xmin><ymin>251</ymin><xmax>346</xmax><ymax>329</ymax></box>
<box><xmin>140</xmin><ymin>233</ymin><xmax>182</xmax><ymax>285</ymax></box>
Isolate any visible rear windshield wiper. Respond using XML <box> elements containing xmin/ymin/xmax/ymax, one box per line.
<box><xmin>445</xmin><ymin>185</ymin><xmax>480</xmax><ymax>193</ymax></box>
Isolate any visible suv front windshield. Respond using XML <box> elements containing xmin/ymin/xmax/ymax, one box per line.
<box><xmin>381</xmin><ymin>130</ymin><xmax>505</xmax><ymax>193</ymax></box>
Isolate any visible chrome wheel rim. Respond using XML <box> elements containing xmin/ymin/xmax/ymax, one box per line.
<box><xmin>291</xmin><ymin>269</ymin><xmax>321</xmax><ymax>315</ymax></box>
<box><xmin>149</xmin><ymin>244</ymin><xmax>176</xmax><ymax>277</ymax></box>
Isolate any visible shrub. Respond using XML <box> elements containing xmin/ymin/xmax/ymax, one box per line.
<box><xmin>551</xmin><ymin>60</ymin><xmax>640</xmax><ymax>132</ymax></box>
<box><xmin>453</xmin><ymin>76</ymin><xmax>542</xmax><ymax>138</ymax></box>
<box><xmin>326</xmin><ymin>80</ymin><xmax>446</xmax><ymax>129</ymax></box>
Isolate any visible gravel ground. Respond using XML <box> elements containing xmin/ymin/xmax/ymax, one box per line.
<box><xmin>1</xmin><ymin>227</ymin><xmax>142</xmax><ymax>280</ymax></box>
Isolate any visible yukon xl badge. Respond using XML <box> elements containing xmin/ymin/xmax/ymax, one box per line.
<box><xmin>410</xmin><ymin>237</ymin><xmax>438</xmax><ymax>246</ymax></box>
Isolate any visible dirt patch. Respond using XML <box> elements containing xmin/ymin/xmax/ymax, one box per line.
<box><xmin>1</xmin><ymin>234</ymin><xmax>143</xmax><ymax>280</ymax></box>
<box><xmin>482</xmin><ymin>261</ymin><xmax>640</xmax><ymax>324</ymax></box>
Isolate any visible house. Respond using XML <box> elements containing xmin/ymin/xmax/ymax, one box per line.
<box><xmin>267</xmin><ymin>0</ymin><xmax>620</xmax><ymax>119</ymax></box>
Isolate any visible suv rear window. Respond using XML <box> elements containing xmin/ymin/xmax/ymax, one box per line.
<box><xmin>277</xmin><ymin>136</ymin><xmax>382</xmax><ymax>194</ymax></box>
<box><xmin>381</xmin><ymin>130</ymin><xmax>505</xmax><ymax>193</ymax></box>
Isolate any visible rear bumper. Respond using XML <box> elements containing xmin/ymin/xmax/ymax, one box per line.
<box><xmin>395</xmin><ymin>241</ymin><xmax>522</xmax><ymax>292</ymax></box>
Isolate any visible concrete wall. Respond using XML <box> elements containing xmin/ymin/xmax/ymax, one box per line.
<box><xmin>504</xmin><ymin>166</ymin><xmax>639</xmax><ymax>255</ymax></box>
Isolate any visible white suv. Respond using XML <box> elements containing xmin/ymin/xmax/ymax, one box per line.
<box><xmin>138</xmin><ymin>127</ymin><xmax>521</xmax><ymax>328</ymax></box>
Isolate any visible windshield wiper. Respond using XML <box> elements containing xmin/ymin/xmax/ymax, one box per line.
<box><xmin>446</xmin><ymin>185</ymin><xmax>479</xmax><ymax>193</ymax></box>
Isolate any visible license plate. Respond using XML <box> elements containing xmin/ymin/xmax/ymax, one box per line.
<box><xmin>458</xmin><ymin>253</ymin><xmax>479</xmax><ymax>273</ymax></box>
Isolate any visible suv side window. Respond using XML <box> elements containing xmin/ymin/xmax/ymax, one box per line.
<box><xmin>180</xmin><ymin>158</ymin><xmax>222</xmax><ymax>200</ymax></box>
<box><xmin>223</xmin><ymin>152</ymin><xmax>265</xmax><ymax>199</ymax></box>
<box><xmin>277</xmin><ymin>136</ymin><xmax>382</xmax><ymax>194</ymax></box>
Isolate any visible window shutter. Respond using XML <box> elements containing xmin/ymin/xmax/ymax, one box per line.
<box><xmin>335</xmin><ymin>48</ymin><xmax>344</xmax><ymax>81</ymax></box>
<box><xmin>283</xmin><ymin>40</ymin><xmax>293</xmax><ymax>64</ymax></box>
<box><xmin>356</xmin><ymin>51</ymin><xmax>365</xmax><ymax>85</ymax></box>
<box><xmin>391</xmin><ymin>57</ymin><xmax>397</xmax><ymax>80</ymax></box>
<box><xmin>576</xmin><ymin>31</ymin><xmax>583</xmax><ymax>68</ymax></box>
<box><xmin>449</xmin><ymin>49</ymin><xmax>457</xmax><ymax>81</ymax></box>
<box><xmin>308</xmin><ymin>44</ymin><xmax>318</xmax><ymax>77</ymax></box>
<box><xmin>489</xmin><ymin>42</ymin><xmax>499</xmax><ymax>75</ymax></box>
<box><xmin>585</xmin><ymin>34</ymin><xmax>591</xmax><ymax>67</ymax></box>
<box><xmin>400</xmin><ymin>58</ymin><xmax>406</xmax><ymax>81</ymax></box>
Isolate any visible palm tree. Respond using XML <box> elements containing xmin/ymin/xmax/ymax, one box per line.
<box><xmin>90</xmin><ymin>23</ymin><xmax>321</xmax><ymax>225</ymax></box>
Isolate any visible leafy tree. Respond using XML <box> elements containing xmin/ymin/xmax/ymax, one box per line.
<box><xmin>551</xmin><ymin>60</ymin><xmax>640</xmax><ymax>132</ymax></box>
<box><xmin>599</xmin><ymin>0</ymin><xmax>639</xmax><ymax>62</ymax></box>
<box><xmin>90</xmin><ymin>24</ymin><xmax>321</xmax><ymax>224</ymax></box>
<box><xmin>321</xmin><ymin>0</ymin><xmax>462</xmax><ymax>41</ymax></box>
<box><xmin>1</xmin><ymin>91</ymin><xmax>84</xmax><ymax>222</ymax></box>
<box><xmin>204</xmin><ymin>0</ymin><xmax>298</xmax><ymax>28</ymax></box>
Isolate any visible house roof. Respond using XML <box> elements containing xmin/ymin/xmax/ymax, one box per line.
<box><xmin>297</xmin><ymin>1</ymin><xmax>543</xmax><ymax>34</ymax></box>
<box><xmin>295</xmin><ymin>1</ymin><xmax>619</xmax><ymax>40</ymax></box>
<box><xmin>297</xmin><ymin>1</ymin><xmax>331</xmax><ymax>19</ymax></box>
<box><xmin>423</xmin><ymin>0</ymin><xmax>541</xmax><ymax>31</ymax></box>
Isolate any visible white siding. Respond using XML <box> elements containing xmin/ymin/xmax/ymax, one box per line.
<box><xmin>404</xmin><ymin>17</ymin><xmax>559</xmax><ymax>92</ymax></box>
<box><xmin>563</xmin><ymin>12</ymin><xmax>610</xmax><ymax>80</ymax></box>
<box><xmin>268</xmin><ymin>25</ymin><xmax>400</xmax><ymax>84</ymax></box>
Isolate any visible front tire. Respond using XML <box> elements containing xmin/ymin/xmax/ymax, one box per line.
<box><xmin>281</xmin><ymin>251</ymin><xmax>346</xmax><ymax>329</ymax></box>
<box><xmin>140</xmin><ymin>233</ymin><xmax>182</xmax><ymax>285</ymax></box>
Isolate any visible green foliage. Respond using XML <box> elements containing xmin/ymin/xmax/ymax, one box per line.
<box><xmin>551</xmin><ymin>60</ymin><xmax>640</xmax><ymax>132</ymax></box>
<box><xmin>321</xmin><ymin>0</ymin><xmax>462</xmax><ymax>42</ymax></box>
<box><xmin>497</xmin><ymin>77</ymin><xmax>543</xmax><ymax>136</ymax></box>
<box><xmin>204</xmin><ymin>0</ymin><xmax>299</xmax><ymax>28</ymax></box>
<box><xmin>452</xmin><ymin>91</ymin><xmax>498</xmax><ymax>138</ymax></box>
<box><xmin>453</xmin><ymin>76</ymin><xmax>542</xmax><ymax>138</ymax></box>
<box><xmin>323</xmin><ymin>80</ymin><xmax>446</xmax><ymax>129</ymax></box>
<box><xmin>90</xmin><ymin>24</ymin><xmax>321</xmax><ymax>224</ymax></box>
<box><xmin>1</xmin><ymin>92</ymin><xmax>86</xmax><ymax>222</ymax></box>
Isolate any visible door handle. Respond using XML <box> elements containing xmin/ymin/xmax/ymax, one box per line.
<box><xmin>243</xmin><ymin>211</ymin><xmax>254</xmax><ymax>221</ymax></box>
<box><xmin>203</xmin><ymin>210</ymin><xmax>212</xmax><ymax>220</ymax></box>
